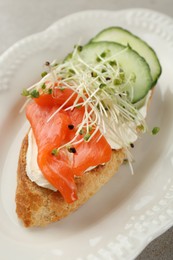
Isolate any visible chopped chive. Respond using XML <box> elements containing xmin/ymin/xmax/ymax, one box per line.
<box><xmin>30</xmin><ymin>89</ymin><xmax>40</xmax><ymax>98</ymax></box>
<box><xmin>152</xmin><ymin>127</ymin><xmax>160</xmax><ymax>135</ymax></box>
<box><xmin>41</xmin><ymin>71</ymin><xmax>48</xmax><ymax>78</ymax></box>
<box><xmin>21</xmin><ymin>89</ymin><xmax>30</xmax><ymax>97</ymax></box>
<box><xmin>101</xmin><ymin>69</ymin><xmax>106</xmax><ymax>73</ymax></box>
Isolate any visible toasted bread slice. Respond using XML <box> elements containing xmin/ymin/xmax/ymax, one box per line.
<box><xmin>15</xmin><ymin>134</ymin><xmax>125</xmax><ymax>227</ymax></box>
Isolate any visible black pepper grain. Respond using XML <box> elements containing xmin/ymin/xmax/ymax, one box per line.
<box><xmin>68</xmin><ymin>124</ymin><xmax>74</xmax><ymax>130</ymax></box>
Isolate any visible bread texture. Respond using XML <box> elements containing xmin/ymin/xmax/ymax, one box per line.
<box><xmin>16</xmin><ymin>134</ymin><xmax>125</xmax><ymax>227</ymax></box>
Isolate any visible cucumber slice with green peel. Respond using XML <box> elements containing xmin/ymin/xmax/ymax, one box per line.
<box><xmin>91</xmin><ymin>27</ymin><xmax>161</xmax><ymax>85</ymax></box>
<box><xmin>76</xmin><ymin>41</ymin><xmax>153</xmax><ymax>103</ymax></box>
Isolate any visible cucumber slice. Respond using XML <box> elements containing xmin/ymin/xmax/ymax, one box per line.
<box><xmin>134</xmin><ymin>95</ymin><xmax>147</xmax><ymax>109</ymax></box>
<box><xmin>91</xmin><ymin>27</ymin><xmax>161</xmax><ymax>85</ymax></box>
<box><xmin>77</xmin><ymin>42</ymin><xmax>153</xmax><ymax>103</ymax></box>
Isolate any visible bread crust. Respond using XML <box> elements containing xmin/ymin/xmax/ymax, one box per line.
<box><xmin>15</xmin><ymin>134</ymin><xmax>125</xmax><ymax>227</ymax></box>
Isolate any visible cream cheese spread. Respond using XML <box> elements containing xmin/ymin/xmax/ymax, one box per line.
<box><xmin>26</xmin><ymin>130</ymin><xmax>57</xmax><ymax>191</ymax></box>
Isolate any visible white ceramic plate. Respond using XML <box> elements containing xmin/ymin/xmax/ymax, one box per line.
<box><xmin>0</xmin><ymin>8</ymin><xmax>173</xmax><ymax>260</ymax></box>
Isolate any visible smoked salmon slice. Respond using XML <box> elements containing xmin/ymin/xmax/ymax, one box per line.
<box><xmin>26</xmin><ymin>90</ymin><xmax>112</xmax><ymax>203</ymax></box>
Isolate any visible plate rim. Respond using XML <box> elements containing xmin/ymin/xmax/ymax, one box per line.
<box><xmin>0</xmin><ymin>8</ymin><xmax>173</xmax><ymax>260</ymax></box>
<box><xmin>1</xmin><ymin>7</ymin><xmax>173</xmax><ymax>63</ymax></box>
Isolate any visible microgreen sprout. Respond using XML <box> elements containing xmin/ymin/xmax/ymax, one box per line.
<box><xmin>21</xmin><ymin>88</ymin><xmax>39</xmax><ymax>98</ymax></box>
<box><xmin>100</xmin><ymin>51</ymin><xmax>106</xmax><ymax>58</ymax></box>
<box><xmin>99</xmin><ymin>83</ymin><xmax>106</xmax><ymax>89</ymax></box>
<box><xmin>41</xmin><ymin>71</ymin><xmax>48</xmax><ymax>78</ymax></box>
<box><xmin>91</xmin><ymin>71</ymin><xmax>97</xmax><ymax>77</ymax></box>
<box><xmin>96</xmin><ymin>56</ymin><xmax>101</xmax><ymax>62</ymax></box>
<box><xmin>84</xmin><ymin>133</ymin><xmax>91</xmax><ymax>141</ymax></box>
<box><xmin>22</xmin><ymin>47</ymin><xmax>149</xmax><ymax>169</ymax></box>
<box><xmin>152</xmin><ymin>127</ymin><xmax>160</xmax><ymax>135</ymax></box>
<box><xmin>48</xmin><ymin>89</ymin><xmax>52</xmax><ymax>94</ymax></box>
<box><xmin>79</xmin><ymin>129</ymin><xmax>84</xmax><ymax>135</ymax></box>
<box><xmin>109</xmin><ymin>60</ymin><xmax>117</xmax><ymax>67</ymax></box>
<box><xmin>76</xmin><ymin>104</ymin><xmax>82</xmax><ymax>109</ymax></box>
<box><xmin>69</xmin><ymin>69</ymin><xmax>75</xmax><ymax>75</ymax></box>
<box><xmin>22</xmin><ymin>89</ymin><xmax>30</xmax><ymax>97</ymax></box>
<box><xmin>30</xmin><ymin>89</ymin><xmax>40</xmax><ymax>98</ymax></box>
<box><xmin>52</xmin><ymin>148</ymin><xmax>58</xmax><ymax>156</ymax></box>
<box><xmin>41</xmin><ymin>83</ymin><xmax>46</xmax><ymax>90</ymax></box>
<box><xmin>77</xmin><ymin>45</ymin><xmax>83</xmax><ymax>52</ymax></box>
